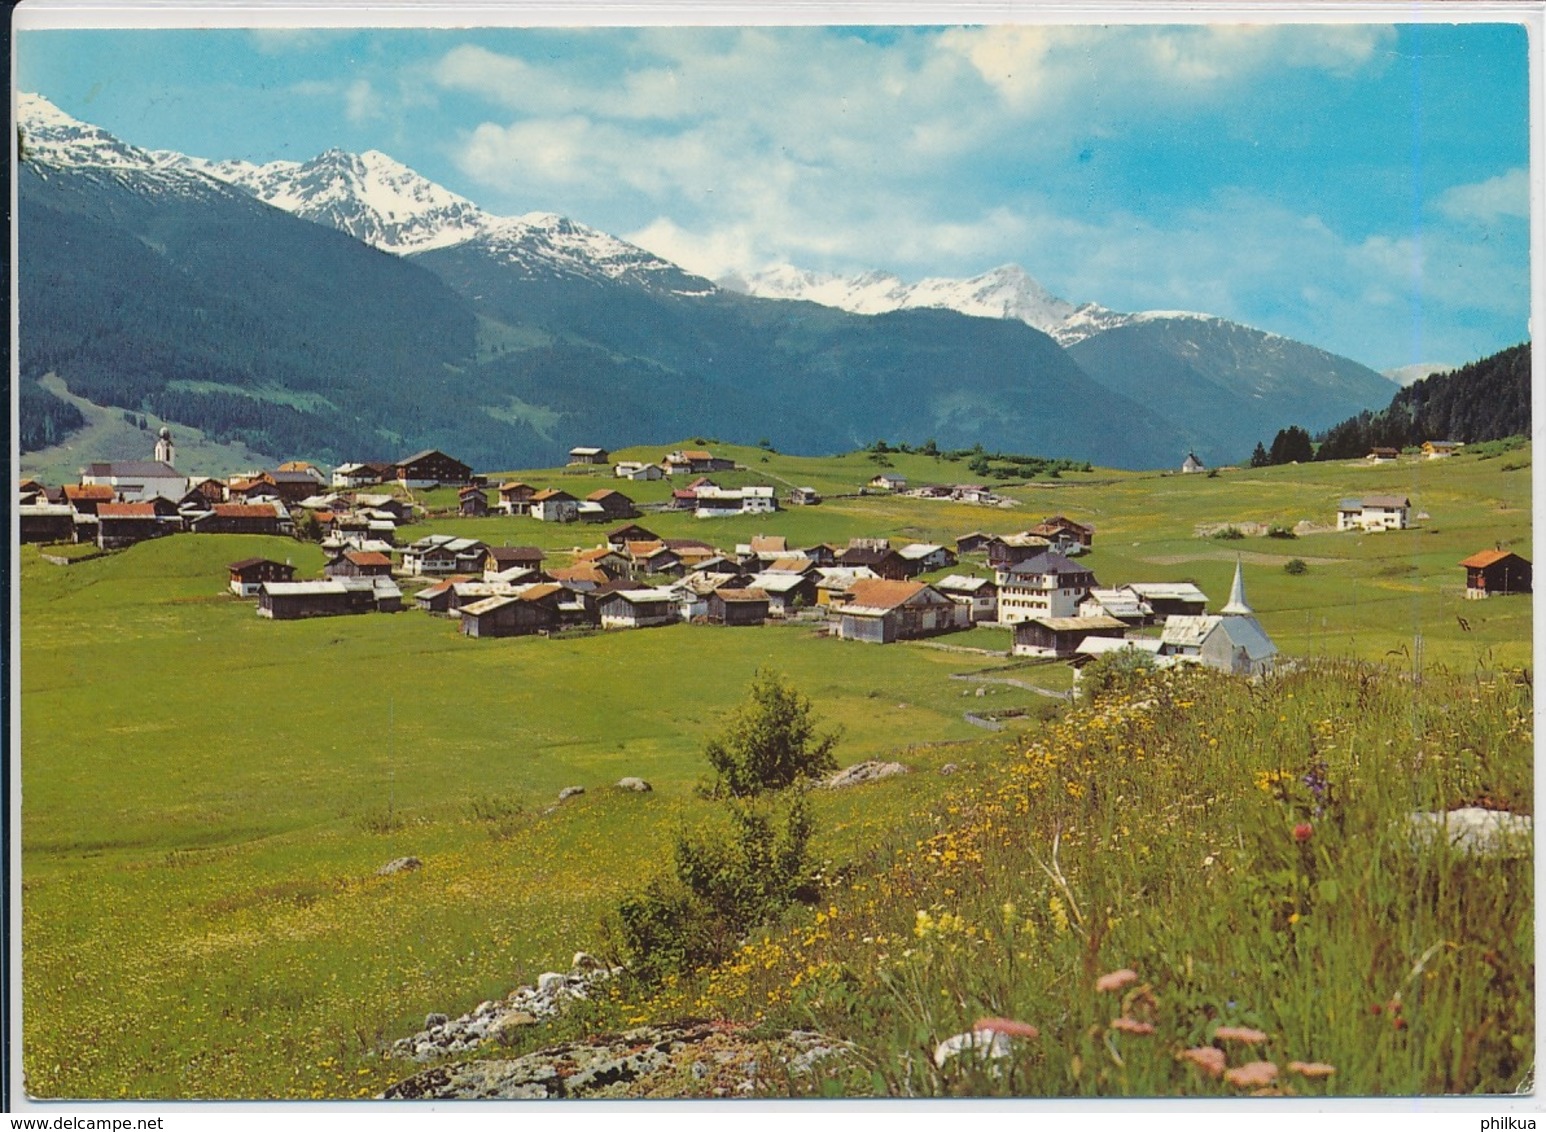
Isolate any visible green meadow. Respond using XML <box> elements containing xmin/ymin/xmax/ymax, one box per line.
<box><xmin>19</xmin><ymin>440</ymin><xmax>1531</xmax><ymax>1098</ymax></box>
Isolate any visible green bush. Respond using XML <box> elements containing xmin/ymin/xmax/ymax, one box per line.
<box><xmin>704</xmin><ymin>669</ymin><xmax>842</xmax><ymax>797</ymax></box>
<box><xmin>608</xmin><ymin>792</ymin><xmax>815</xmax><ymax>985</ymax></box>
<box><xmin>1212</xmin><ymin>526</ymin><xmax>1246</xmax><ymax>540</ymax></box>
<box><xmin>1266</xmin><ymin>524</ymin><xmax>1297</xmax><ymax>539</ymax></box>
<box><xmin>1285</xmin><ymin>558</ymin><xmax>1309</xmax><ymax>575</ymax></box>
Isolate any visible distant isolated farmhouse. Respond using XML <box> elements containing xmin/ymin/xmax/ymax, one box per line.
<box><xmin>1460</xmin><ymin>550</ymin><xmax>1531</xmax><ymax>599</ymax></box>
<box><xmin>1337</xmin><ymin>495</ymin><xmax>1411</xmax><ymax>532</ymax></box>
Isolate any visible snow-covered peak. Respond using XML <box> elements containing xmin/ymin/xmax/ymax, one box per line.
<box><xmin>726</xmin><ymin>261</ymin><xmax>1084</xmax><ymax>336</ymax></box>
<box><xmin>18</xmin><ymin>92</ymin><xmax>159</xmax><ymax>171</ymax></box>
<box><xmin>474</xmin><ymin>213</ymin><xmax>716</xmax><ymax>294</ymax></box>
<box><xmin>185</xmin><ymin>146</ymin><xmax>490</xmax><ymax>254</ymax></box>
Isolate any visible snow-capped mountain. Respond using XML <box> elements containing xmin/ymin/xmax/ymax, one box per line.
<box><xmin>465</xmin><ymin>213</ymin><xmax>715</xmax><ymax>294</ymax></box>
<box><xmin>721</xmin><ymin>261</ymin><xmax>1254</xmax><ymax>348</ymax></box>
<box><xmin>18</xmin><ymin>91</ymin><xmax>158</xmax><ymax>170</ymax></box>
<box><xmin>20</xmin><ymin>91</ymin><xmax>709</xmax><ymax>292</ymax></box>
<box><xmin>156</xmin><ymin>147</ymin><xmax>490</xmax><ymax>254</ymax></box>
<box><xmin>724</xmin><ymin>263</ymin><xmax>1088</xmax><ymax>337</ymax></box>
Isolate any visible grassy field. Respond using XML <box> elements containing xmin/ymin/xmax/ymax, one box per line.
<box><xmin>18</xmin><ymin>440</ymin><xmax>1532</xmax><ymax>1098</ymax></box>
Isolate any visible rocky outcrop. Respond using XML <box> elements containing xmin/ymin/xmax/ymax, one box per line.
<box><xmin>388</xmin><ymin>953</ymin><xmax>619</xmax><ymax>1062</ymax></box>
<box><xmin>377</xmin><ymin>857</ymin><xmax>422</xmax><ymax>876</ymax></box>
<box><xmin>824</xmin><ymin>760</ymin><xmax>908</xmax><ymax>788</ymax></box>
<box><xmin>382</xmin><ymin>1020</ymin><xmax>849</xmax><ymax>1100</ymax></box>
<box><xmin>616</xmin><ymin>777</ymin><xmax>653</xmax><ymax>793</ymax></box>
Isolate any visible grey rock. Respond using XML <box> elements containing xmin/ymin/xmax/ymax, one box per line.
<box><xmin>535</xmin><ymin>972</ymin><xmax>568</xmax><ymax>996</ymax></box>
<box><xmin>558</xmin><ymin>786</ymin><xmax>585</xmax><ymax>801</ymax></box>
<box><xmin>824</xmin><ymin>760</ymin><xmax>909</xmax><ymax>789</ymax></box>
<box><xmin>1408</xmin><ymin>807</ymin><xmax>1533</xmax><ymax>857</ymax></box>
<box><xmin>939</xmin><ymin>763</ymin><xmax>959</xmax><ymax>776</ymax></box>
<box><xmin>571</xmin><ymin>951</ymin><xmax>604</xmax><ymax>973</ymax></box>
<box><xmin>616</xmin><ymin>776</ymin><xmax>653</xmax><ymax>792</ymax></box>
<box><xmin>378</xmin><ymin>856</ymin><xmax>423</xmax><ymax>876</ymax></box>
<box><xmin>424</xmin><ymin>1012</ymin><xmax>448</xmax><ymax>1030</ymax></box>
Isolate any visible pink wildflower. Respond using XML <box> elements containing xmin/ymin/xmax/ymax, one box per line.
<box><xmin>1293</xmin><ymin>822</ymin><xmax>1314</xmax><ymax>842</ymax></box>
<box><xmin>1214</xmin><ymin>1025</ymin><xmax>1268</xmax><ymax>1044</ymax></box>
<box><xmin>1109</xmin><ymin>1017</ymin><xmax>1155</xmax><ymax>1036</ymax></box>
<box><xmin>1288</xmin><ymin>1061</ymin><xmax>1337</xmax><ymax>1079</ymax></box>
<box><xmin>1179</xmin><ymin>1047</ymin><xmax>1227</xmax><ymax>1078</ymax></box>
<box><xmin>973</xmin><ymin>1017</ymin><xmax>1039</xmax><ymax>1040</ymax></box>
<box><xmin>1224</xmin><ymin>1060</ymin><xmax>1279</xmax><ymax>1089</ymax></box>
<box><xmin>1095</xmin><ymin>968</ymin><xmax>1139</xmax><ymax>994</ymax></box>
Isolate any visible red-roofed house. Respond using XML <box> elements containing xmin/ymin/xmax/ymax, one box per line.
<box><xmin>1460</xmin><ymin>550</ymin><xmax>1531</xmax><ymax>598</ymax></box>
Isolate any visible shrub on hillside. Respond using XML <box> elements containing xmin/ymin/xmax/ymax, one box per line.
<box><xmin>608</xmin><ymin>792</ymin><xmax>815</xmax><ymax>985</ymax></box>
<box><xmin>1285</xmin><ymin>558</ymin><xmax>1309</xmax><ymax>575</ymax></box>
<box><xmin>704</xmin><ymin>669</ymin><xmax>842</xmax><ymax>797</ymax></box>
<box><xmin>1212</xmin><ymin>526</ymin><xmax>1246</xmax><ymax>540</ymax></box>
<box><xmin>1266</xmin><ymin>524</ymin><xmax>1297</xmax><ymax>539</ymax></box>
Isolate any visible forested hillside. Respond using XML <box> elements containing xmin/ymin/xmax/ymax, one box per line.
<box><xmin>1314</xmin><ymin>342</ymin><xmax>1530</xmax><ymax>459</ymax></box>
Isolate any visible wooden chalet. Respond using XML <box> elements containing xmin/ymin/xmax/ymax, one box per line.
<box><xmin>19</xmin><ymin>503</ymin><xmax>77</xmax><ymax>544</ymax></box>
<box><xmin>955</xmin><ymin>531</ymin><xmax>995</xmax><ymax>555</ymax></box>
<box><xmin>1460</xmin><ymin>550</ymin><xmax>1532</xmax><ymax>598</ymax></box>
<box><xmin>1423</xmin><ymin>440</ymin><xmax>1463</xmax><ymax>459</ymax></box>
<box><xmin>63</xmin><ymin>483</ymin><xmax>118</xmax><ymax>515</ymax></box>
<box><xmin>396</xmin><ymin>450</ymin><xmax>472</xmax><ymax>488</ymax></box>
<box><xmin>96</xmin><ymin>501</ymin><xmax>177</xmax><ymax>549</ymax></box>
<box><xmin>458</xmin><ymin>584</ymin><xmax>565</xmax><ymax>638</ymax></box>
<box><xmin>530</xmin><ymin>489</ymin><xmax>579</xmax><ymax>523</ymax></box>
<box><xmin>257</xmin><ymin>577</ymin><xmax>402</xmax><ymax>619</ymax></box>
<box><xmin>1026</xmin><ymin>516</ymin><xmax>1095</xmax><ymax>551</ymax></box>
<box><xmin>1120</xmin><ymin>582</ymin><xmax>1208</xmax><ymax>619</ymax></box>
<box><xmin>481</xmin><ymin>546</ymin><xmax>545</xmax><ymax>577</ymax></box>
<box><xmin>585</xmin><ymin>489</ymin><xmax>638</xmax><ymax>521</ymax></box>
<box><xmin>228</xmin><ymin>558</ymin><xmax>296</xmax><ymax>597</ymax></box>
<box><xmin>984</xmin><ymin>534</ymin><xmax>1053</xmax><ymax>571</ymax></box>
<box><xmin>324</xmin><ymin>549</ymin><xmax>394</xmax><ymax>578</ymax></box>
<box><xmin>933</xmin><ymin>574</ymin><xmax>998</xmax><ymax>623</ymax></box>
<box><xmin>867</xmin><ymin>473</ymin><xmax>907</xmax><ymax>492</ymax></box>
<box><xmin>835</xmin><ymin>546</ymin><xmax>910</xmax><ymax>581</ymax></box>
<box><xmin>663</xmin><ymin>449</ymin><xmax>735</xmax><ymax>475</ymax></box>
<box><xmin>707</xmin><ymin>588</ymin><xmax>770</xmax><ymax>626</ymax></box>
<box><xmin>190</xmin><ymin>503</ymin><xmax>288</xmax><ymax>536</ymax></box>
<box><xmin>597</xmin><ymin>588</ymin><xmax>678</xmax><ymax>629</ymax></box>
<box><xmin>833</xmin><ymin>579</ymin><xmax>966</xmax><ymax>643</ymax></box>
<box><xmin>568</xmin><ymin>446</ymin><xmax>610</xmax><ymax>466</ymax></box>
<box><xmin>497</xmin><ymin>482</ymin><xmax>538</xmax><ymax>516</ymax></box>
<box><xmin>743</xmin><ymin>571</ymin><xmax>817</xmax><ymax>617</ymax></box>
<box><xmin>1012</xmin><ymin>615</ymin><xmax>1127</xmax><ymax>658</ymax></box>
<box><xmin>458</xmin><ymin>486</ymin><xmax>490</xmax><ymax>517</ymax></box>
<box><xmin>1366</xmin><ymin>447</ymin><xmax>1401</xmax><ymax>463</ymax></box>
<box><xmin>614</xmin><ymin>461</ymin><xmax>665</xmax><ymax>481</ymax></box>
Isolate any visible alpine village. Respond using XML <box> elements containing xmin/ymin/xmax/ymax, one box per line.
<box><xmin>16</xmin><ymin>83</ymin><xmax>1533</xmax><ymax>1105</ymax></box>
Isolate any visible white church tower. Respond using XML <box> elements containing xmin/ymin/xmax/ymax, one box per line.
<box><xmin>154</xmin><ymin>426</ymin><xmax>175</xmax><ymax>467</ymax></box>
<box><xmin>1221</xmin><ymin>555</ymin><xmax>1253</xmax><ymax>615</ymax></box>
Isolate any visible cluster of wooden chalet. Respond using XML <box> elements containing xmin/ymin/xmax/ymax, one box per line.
<box><xmin>27</xmin><ymin>435</ymin><xmax>1527</xmax><ymax>650</ymax></box>
<box><xmin>1364</xmin><ymin>440</ymin><xmax>1465</xmax><ymax>463</ymax></box>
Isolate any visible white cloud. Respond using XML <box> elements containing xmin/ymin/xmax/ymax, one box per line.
<box><xmin>939</xmin><ymin>24</ymin><xmax>1395</xmax><ymax>110</ymax></box>
<box><xmin>1436</xmin><ymin>167</ymin><xmax>1530</xmax><ymax>225</ymax></box>
<box><xmin>344</xmin><ymin>79</ymin><xmax>380</xmax><ymax>124</ymax></box>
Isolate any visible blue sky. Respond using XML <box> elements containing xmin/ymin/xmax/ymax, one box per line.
<box><xmin>16</xmin><ymin>18</ymin><xmax>1534</xmax><ymax>371</ymax></box>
